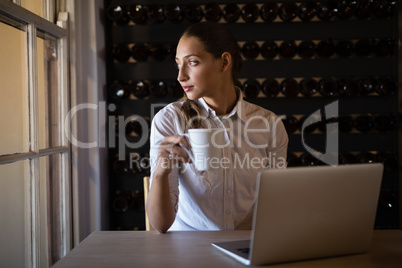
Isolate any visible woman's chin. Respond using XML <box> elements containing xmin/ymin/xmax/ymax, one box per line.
<box><xmin>184</xmin><ymin>92</ymin><xmax>199</xmax><ymax>100</ymax></box>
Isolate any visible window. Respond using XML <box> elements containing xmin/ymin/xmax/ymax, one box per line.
<box><xmin>0</xmin><ymin>1</ymin><xmax>70</xmax><ymax>267</ymax></box>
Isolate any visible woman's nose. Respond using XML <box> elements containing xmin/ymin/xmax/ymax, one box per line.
<box><xmin>177</xmin><ymin>66</ymin><xmax>188</xmax><ymax>82</ymax></box>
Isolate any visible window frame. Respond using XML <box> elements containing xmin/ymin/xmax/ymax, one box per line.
<box><xmin>0</xmin><ymin>1</ymin><xmax>70</xmax><ymax>267</ymax></box>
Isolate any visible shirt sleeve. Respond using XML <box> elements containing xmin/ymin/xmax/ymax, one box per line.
<box><xmin>149</xmin><ymin>105</ymin><xmax>183</xmax><ymax>212</ymax></box>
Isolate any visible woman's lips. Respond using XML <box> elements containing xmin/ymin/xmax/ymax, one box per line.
<box><xmin>182</xmin><ymin>86</ymin><xmax>194</xmax><ymax>92</ymax></box>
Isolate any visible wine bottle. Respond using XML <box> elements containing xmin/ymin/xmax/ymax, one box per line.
<box><xmin>242</xmin><ymin>79</ymin><xmax>260</xmax><ymax>98</ymax></box>
<box><xmin>287</xmin><ymin>153</ymin><xmax>301</xmax><ymax>167</ymax></box>
<box><xmin>149</xmin><ymin>43</ymin><xmax>167</xmax><ymax>61</ymax></box>
<box><xmin>149</xmin><ymin>80</ymin><xmax>167</xmax><ymax>98</ymax></box>
<box><xmin>373</xmin><ymin>0</ymin><xmax>397</xmax><ymax>19</ymax></box>
<box><xmin>377</xmin><ymin>191</ymin><xmax>398</xmax><ymax>229</ymax></box>
<box><xmin>318</xmin><ymin>119</ymin><xmax>329</xmax><ymax>133</ymax></box>
<box><xmin>261</xmin><ymin>78</ymin><xmax>280</xmax><ymax>98</ymax></box>
<box><xmin>354</xmin><ymin>39</ymin><xmax>373</xmax><ymax>57</ymax></box>
<box><xmin>106</xmin><ymin>5</ymin><xmax>130</xmax><ymax>25</ymax></box>
<box><xmin>300</xmin><ymin>152</ymin><xmax>318</xmax><ymax>166</ymax></box>
<box><xmin>106</xmin><ymin>5</ymin><xmax>123</xmax><ymax>21</ymax></box>
<box><xmin>299</xmin><ymin>115</ymin><xmax>318</xmax><ymax>133</ymax></box>
<box><xmin>279</xmin><ymin>40</ymin><xmax>297</xmax><ymax>58</ymax></box>
<box><xmin>167</xmin><ymin>80</ymin><xmax>184</xmax><ymax>98</ymax></box>
<box><xmin>355</xmin><ymin>115</ymin><xmax>374</xmax><ymax>132</ymax></box>
<box><xmin>374</xmin><ymin>115</ymin><xmax>395</xmax><ymax>132</ymax></box>
<box><xmin>128</xmin><ymin>4</ymin><xmax>147</xmax><ymax>24</ymax></box>
<box><xmin>356</xmin><ymin>76</ymin><xmax>379</xmax><ymax>96</ymax></box>
<box><xmin>318</xmin><ymin>117</ymin><xmax>331</xmax><ymax>133</ymax></box>
<box><xmin>165</xmin><ymin>4</ymin><xmax>184</xmax><ymax>22</ymax></box>
<box><xmin>131</xmin><ymin>191</ymin><xmax>145</xmax><ymax>211</ymax></box>
<box><xmin>126</xmin><ymin>118</ymin><xmax>143</xmax><ymax>139</ymax></box>
<box><xmin>337</xmin><ymin>79</ymin><xmax>361</xmax><ymax>97</ymax></box>
<box><xmin>139</xmin><ymin>153</ymin><xmax>151</xmax><ymax>175</ymax></box>
<box><xmin>223</xmin><ymin>4</ymin><xmax>240</xmax><ymax>23</ymax></box>
<box><xmin>129</xmin><ymin>190</ymin><xmax>144</xmax><ymax>211</ymax></box>
<box><xmin>112</xmin><ymin>191</ymin><xmax>130</xmax><ymax>212</ymax></box>
<box><xmin>261</xmin><ymin>41</ymin><xmax>278</xmax><ymax>59</ymax></box>
<box><xmin>125</xmin><ymin>118</ymin><xmax>150</xmax><ymax>140</ymax></box>
<box><xmin>242</xmin><ymin>41</ymin><xmax>260</xmax><ymax>59</ymax></box>
<box><xmin>112</xmin><ymin>44</ymin><xmax>131</xmax><ymax>62</ymax></box>
<box><xmin>278</xmin><ymin>2</ymin><xmax>298</xmax><ymax>22</ymax></box>
<box><xmin>318</xmin><ymin>78</ymin><xmax>338</xmax><ymax>97</ymax></box>
<box><xmin>300</xmin><ymin>78</ymin><xmax>318</xmax><ymax>97</ymax></box>
<box><xmin>165</xmin><ymin>43</ymin><xmax>177</xmax><ymax>60</ymax></box>
<box><xmin>336</xmin><ymin>40</ymin><xmax>354</xmax><ymax>57</ymax></box>
<box><xmin>318</xmin><ymin>116</ymin><xmax>329</xmax><ymax>132</ymax></box>
<box><xmin>204</xmin><ymin>2</ymin><xmax>222</xmax><ymax>22</ymax></box>
<box><xmin>356</xmin><ymin>151</ymin><xmax>376</xmax><ymax>164</ymax></box>
<box><xmin>241</xmin><ymin>3</ymin><xmax>259</xmax><ymax>23</ymax></box>
<box><xmin>316</xmin><ymin>40</ymin><xmax>335</xmax><ymax>58</ymax></box>
<box><xmin>129</xmin><ymin>80</ymin><xmax>150</xmax><ymax>98</ymax></box>
<box><xmin>317</xmin><ymin>117</ymin><xmax>333</xmax><ymax>134</ymax></box>
<box><xmin>338</xmin><ymin>115</ymin><xmax>355</xmax><ymax>133</ymax></box>
<box><xmin>373</xmin><ymin>39</ymin><xmax>394</xmax><ymax>57</ymax></box>
<box><xmin>147</xmin><ymin>4</ymin><xmax>165</xmax><ymax>23</ymax></box>
<box><xmin>128</xmin><ymin>152</ymin><xmax>142</xmax><ymax>173</ymax></box>
<box><xmin>109</xmin><ymin>81</ymin><xmax>130</xmax><ymax>100</ymax></box>
<box><xmin>280</xmin><ymin>78</ymin><xmax>299</xmax><ymax>98</ymax></box>
<box><xmin>112</xmin><ymin>159</ymin><xmax>129</xmax><ymax>174</ymax></box>
<box><xmin>282</xmin><ymin>115</ymin><xmax>299</xmax><ymax>134</ymax></box>
<box><xmin>184</xmin><ymin>4</ymin><xmax>203</xmax><ymax>23</ymax></box>
<box><xmin>317</xmin><ymin>1</ymin><xmax>338</xmax><ymax>21</ymax></box>
<box><xmin>355</xmin><ymin>0</ymin><xmax>375</xmax><ymax>19</ymax></box>
<box><xmin>339</xmin><ymin>152</ymin><xmax>357</xmax><ymax>165</ymax></box>
<box><xmin>260</xmin><ymin>2</ymin><xmax>279</xmax><ymax>22</ymax></box>
<box><xmin>376</xmin><ymin>152</ymin><xmax>398</xmax><ymax>173</ymax></box>
<box><xmin>298</xmin><ymin>40</ymin><xmax>316</xmax><ymax>58</ymax></box>
<box><xmin>319</xmin><ymin>115</ymin><xmax>336</xmax><ymax>134</ymax></box>
<box><xmin>376</xmin><ymin>77</ymin><xmax>397</xmax><ymax>96</ymax></box>
<box><xmin>131</xmin><ymin>43</ymin><xmax>149</xmax><ymax>61</ymax></box>
<box><xmin>336</xmin><ymin>0</ymin><xmax>358</xmax><ymax>20</ymax></box>
<box><xmin>298</xmin><ymin>2</ymin><xmax>317</xmax><ymax>22</ymax></box>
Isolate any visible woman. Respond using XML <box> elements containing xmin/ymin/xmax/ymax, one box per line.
<box><xmin>146</xmin><ymin>22</ymin><xmax>288</xmax><ymax>233</ymax></box>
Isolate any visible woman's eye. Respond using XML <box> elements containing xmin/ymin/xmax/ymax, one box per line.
<box><xmin>176</xmin><ymin>63</ymin><xmax>181</xmax><ymax>69</ymax></box>
<box><xmin>189</xmin><ymin>60</ymin><xmax>198</xmax><ymax>66</ymax></box>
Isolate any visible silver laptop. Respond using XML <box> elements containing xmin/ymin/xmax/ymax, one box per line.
<box><xmin>212</xmin><ymin>163</ymin><xmax>383</xmax><ymax>266</ymax></box>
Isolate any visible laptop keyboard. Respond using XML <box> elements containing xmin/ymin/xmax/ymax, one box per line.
<box><xmin>237</xmin><ymin>247</ymin><xmax>250</xmax><ymax>256</ymax></box>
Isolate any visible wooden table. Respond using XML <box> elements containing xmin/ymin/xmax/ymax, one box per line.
<box><xmin>52</xmin><ymin>230</ymin><xmax>402</xmax><ymax>267</ymax></box>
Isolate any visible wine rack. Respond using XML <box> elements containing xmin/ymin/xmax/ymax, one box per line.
<box><xmin>104</xmin><ymin>0</ymin><xmax>399</xmax><ymax>230</ymax></box>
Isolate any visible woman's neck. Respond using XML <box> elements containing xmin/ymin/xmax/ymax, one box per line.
<box><xmin>203</xmin><ymin>83</ymin><xmax>238</xmax><ymax>115</ymax></box>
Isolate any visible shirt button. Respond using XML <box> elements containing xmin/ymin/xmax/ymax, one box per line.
<box><xmin>225</xmin><ymin>210</ymin><xmax>231</xmax><ymax>215</ymax></box>
<box><xmin>226</xmin><ymin>189</ymin><xmax>232</xmax><ymax>194</ymax></box>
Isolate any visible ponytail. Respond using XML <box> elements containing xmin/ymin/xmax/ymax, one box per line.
<box><xmin>179</xmin><ymin>95</ymin><xmax>203</xmax><ymax>129</ymax></box>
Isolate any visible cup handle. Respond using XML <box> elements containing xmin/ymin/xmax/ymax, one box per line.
<box><xmin>180</xmin><ymin>134</ymin><xmax>195</xmax><ymax>163</ymax></box>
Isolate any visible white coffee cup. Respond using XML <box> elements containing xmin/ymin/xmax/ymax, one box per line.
<box><xmin>181</xmin><ymin>128</ymin><xmax>226</xmax><ymax>171</ymax></box>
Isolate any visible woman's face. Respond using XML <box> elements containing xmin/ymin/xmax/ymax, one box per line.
<box><xmin>175</xmin><ymin>36</ymin><xmax>224</xmax><ymax>100</ymax></box>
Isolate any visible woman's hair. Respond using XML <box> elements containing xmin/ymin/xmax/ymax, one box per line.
<box><xmin>179</xmin><ymin>22</ymin><xmax>242</xmax><ymax>129</ymax></box>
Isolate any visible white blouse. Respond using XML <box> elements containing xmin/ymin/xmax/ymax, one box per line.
<box><xmin>149</xmin><ymin>91</ymin><xmax>288</xmax><ymax>231</ymax></box>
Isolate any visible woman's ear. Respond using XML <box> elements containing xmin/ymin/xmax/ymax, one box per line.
<box><xmin>221</xmin><ymin>52</ymin><xmax>232</xmax><ymax>72</ymax></box>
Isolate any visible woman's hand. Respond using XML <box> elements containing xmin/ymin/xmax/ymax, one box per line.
<box><xmin>154</xmin><ymin>135</ymin><xmax>192</xmax><ymax>177</ymax></box>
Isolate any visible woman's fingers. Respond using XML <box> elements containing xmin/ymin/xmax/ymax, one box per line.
<box><xmin>171</xmin><ymin>144</ymin><xmax>193</xmax><ymax>163</ymax></box>
<box><xmin>160</xmin><ymin>135</ymin><xmax>190</xmax><ymax>149</ymax></box>
<box><xmin>158</xmin><ymin>135</ymin><xmax>192</xmax><ymax>164</ymax></box>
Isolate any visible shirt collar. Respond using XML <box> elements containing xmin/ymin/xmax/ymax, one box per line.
<box><xmin>196</xmin><ymin>87</ymin><xmax>248</xmax><ymax>122</ymax></box>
